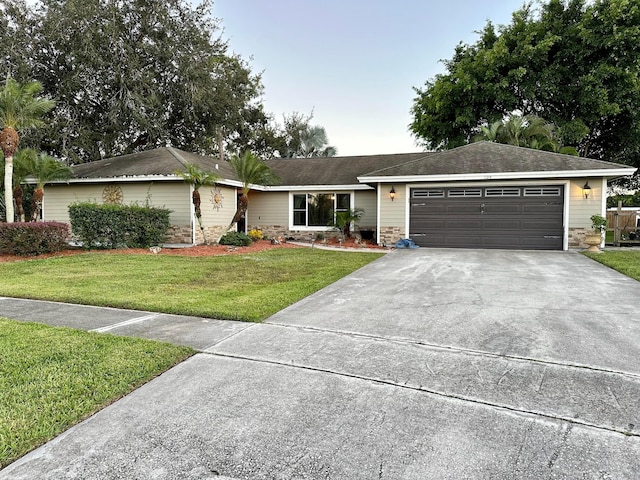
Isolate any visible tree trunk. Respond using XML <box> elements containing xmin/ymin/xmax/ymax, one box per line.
<box><xmin>4</xmin><ymin>156</ymin><xmax>13</xmax><ymax>223</ymax></box>
<box><xmin>217</xmin><ymin>128</ymin><xmax>224</xmax><ymax>164</ymax></box>
<box><xmin>192</xmin><ymin>188</ymin><xmax>207</xmax><ymax>244</ymax></box>
<box><xmin>31</xmin><ymin>187</ymin><xmax>44</xmax><ymax>221</ymax></box>
<box><xmin>13</xmin><ymin>185</ymin><xmax>24</xmax><ymax>222</ymax></box>
<box><xmin>227</xmin><ymin>193</ymin><xmax>248</xmax><ymax>230</ymax></box>
<box><xmin>1</xmin><ymin>127</ymin><xmax>19</xmax><ymax>223</ymax></box>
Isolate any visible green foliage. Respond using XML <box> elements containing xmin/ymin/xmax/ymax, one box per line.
<box><xmin>607</xmin><ymin>191</ymin><xmax>640</xmax><ymax>208</ymax></box>
<box><xmin>68</xmin><ymin>202</ymin><xmax>170</xmax><ymax>249</ymax></box>
<box><xmin>275</xmin><ymin>112</ymin><xmax>337</xmax><ymax>158</ymax></box>
<box><xmin>0</xmin><ymin>0</ymin><xmax>267</xmax><ymax>162</ymax></box>
<box><xmin>230</xmin><ymin>151</ymin><xmax>279</xmax><ymax>194</ymax></box>
<box><xmin>410</xmin><ymin>0</ymin><xmax>640</xmax><ymax>174</ymax></box>
<box><xmin>473</xmin><ymin>114</ymin><xmax>579</xmax><ymax>154</ymax></box>
<box><xmin>590</xmin><ymin>214</ymin><xmax>607</xmax><ymax>232</ymax></box>
<box><xmin>0</xmin><ymin>319</ymin><xmax>193</xmax><ymax>468</ymax></box>
<box><xmin>219</xmin><ymin>231</ymin><xmax>252</xmax><ymax>246</ymax></box>
<box><xmin>247</xmin><ymin>228</ymin><xmax>263</xmax><ymax>241</ymax></box>
<box><xmin>0</xmin><ymin>221</ymin><xmax>69</xmax><ymax>255</ymax></box>
<box><xmin>333</xmin><ymin>208</ymin><xmax>365</xmax><ymax>239</ymax></box>
<box><xmin>0</xmin><ymin>77</ymin><xmax>55</xmax><ymax>134</ymax></box>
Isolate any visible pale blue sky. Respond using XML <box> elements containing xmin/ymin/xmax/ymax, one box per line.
<box><xmin>213</xmin><ymin>1</ymin><xmax>527</xmax><ymax>156</ymax></box>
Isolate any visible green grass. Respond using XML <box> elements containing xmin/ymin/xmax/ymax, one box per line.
<box><xmin>0</xmin><ymin>249</ymin><xmax>383</xmax><ymax>322</ymax></box>
<box><xmin>0</xmin><ymin>319</ymin><xmax>194</xmax><ymax>468</ymax></box>
<box><xmin>584</xmin><ymin>250</ymin><xmax>640</xmax><ymax>281</ymax></box>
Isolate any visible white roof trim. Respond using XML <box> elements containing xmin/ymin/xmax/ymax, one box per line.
<box><xmin>263</xmin><ymin>184</ymin><xmax>373</xmax><ymax>192</ymax></box>
<box><xmin>358</xmin><ymin>168</ymin><xmax>637</xmax><ymax>183</ymax></box>
<box><xmin>45</xmin><ymin>175</ymin><xmax>241</xmax><ymax>188</ymax></box>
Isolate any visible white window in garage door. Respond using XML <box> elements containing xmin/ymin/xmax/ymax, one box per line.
<box><xmin>485</xmin><ymin>187</ymin><xmax>520</xmax><ymax>196</ymax></box>
<box><xmin>412</xmin><ymin>189</ymin><xmax>445</xmax><ymax>198</ymax></box>
<box><xmin>523</xmin><ymin>187</ymin><xmax>562</xmax><ymax>196</ymax></box>
<box><xmin>447</xmin><ymin>188</ymin><xmax>482</xmax><ymax>197</ymax></box>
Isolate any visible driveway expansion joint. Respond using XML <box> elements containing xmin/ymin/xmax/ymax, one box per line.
<box><xmin>264</xmin><ymin>321</ymin><xmax>640</xmax><ymax>381</ymax></box>
<box><xmin>205</xmin><ymin>350</ymin><xmax>640</xmax><ymax>439</ymax></box>
<box><xmin>90</xmin><ymin>313</ymin><xmax>160</xmax><ymax>333</ymax></box>
<box><xmin>199</xmin><ymin>322</ymin><xmax>257</xmax><ymax>351</ymax></box>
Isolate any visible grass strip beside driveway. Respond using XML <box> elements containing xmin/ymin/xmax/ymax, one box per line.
<box><xmin>0</xmin><ymin>319</ymin><xmax>194</xmax><ymax>468</ymax></box>
<box><xmin>584</xmin><ymin>250</ymin><xmax>640</xmax><ymax>281</ymax></box>
<box><xmin>0</xmin><ymin>249</ymin><xmax>383</xmax><ymax>322</ymax></box>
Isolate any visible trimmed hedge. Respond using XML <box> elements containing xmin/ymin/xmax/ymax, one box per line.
<box><xmin>219</xmin><ymin>231</ymin><xmax>252</xmax><ymax>246</ymax></box>
<box><xmin>0</xmin><ymin>222</ymin><xmax>70</xmax><ymax>256</ymax></box>
<box><xmin>69</xmin><ymin>202</ymin><xmax>171</xmax><ymax>249</ymax></box>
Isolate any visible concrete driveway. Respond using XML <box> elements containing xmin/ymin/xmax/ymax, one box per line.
<box><xmin>2</xmin><ymin>249</ymin><xmax>640</xmax><ymax>479</ymax></box>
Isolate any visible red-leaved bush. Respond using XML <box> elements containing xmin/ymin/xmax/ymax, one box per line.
<box><xmin>0</xmin><ymin>222</ymin><xmax>70</xmax><ymax>256</ymax></box>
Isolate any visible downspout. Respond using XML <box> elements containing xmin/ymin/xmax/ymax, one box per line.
<box><xmin>190</xmin><ymin>184</ymin><xmax>196</xmax><ymax>245</ymax></box>
<box><xmin>376</xmin><ymin>183</ymin><xmax>381</xmax><ymax>246</ymax></box>
<box><xmin>600</xmin><ymin>177</ymin><xmax>607</xmax><ymax>249</ymax></box>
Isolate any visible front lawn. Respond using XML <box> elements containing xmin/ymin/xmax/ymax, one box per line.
<box><xmin>0</xmin><ymin>319</ymin><xmax>194</xmax><ymax>468</ymax></box>
<box><xmin>0</xmin><ymin>249</ymin><xmax>383</xmax><ymax>322</ymax></box>
<box><xmin>584</xmin><ymin>250</ymin><xmax>640</xmax><ymax>281</ymax></box>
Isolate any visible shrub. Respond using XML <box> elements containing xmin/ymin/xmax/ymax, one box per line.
<box><xmin>69</xmin><ymin>202</ymin><xmax>171</xmax><ymax>249</ymax></box>
<box><xmin>219</xmin><ymin>231</ymin><xmax>252</xmax><ymax>246</ymax></box>
<box><xmin>0</xmin><ymin>222</ymin><xmax>70</xmax><ymax>256</ymax></box>
<box><xmin>247</xmin><ymin>228</ymin><xmax>263</xmax><ymax>241</ymax></box>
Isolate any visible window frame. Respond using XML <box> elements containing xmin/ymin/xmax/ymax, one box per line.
<box><xmin>289</xmin><ymin>191</ymin><xmax>354</xmax><ymax>231</ymax></box>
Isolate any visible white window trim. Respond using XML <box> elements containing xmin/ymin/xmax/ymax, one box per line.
<box><xmin>288</xmin><ymin>191</ymin><xmax>355</xmax><ymax>231</ymax></box>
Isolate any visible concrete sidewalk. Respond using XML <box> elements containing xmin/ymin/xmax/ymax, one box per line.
<box><xmin>1</xmin><ymin>249</ymin><xmax>640</xmax><ymax>479</ymax></box>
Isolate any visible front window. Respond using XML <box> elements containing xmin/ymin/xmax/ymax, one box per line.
<box><xmin>292</xmin><ymin>193</ymin><xmax>352</xmax><ymax>228</ymax></box>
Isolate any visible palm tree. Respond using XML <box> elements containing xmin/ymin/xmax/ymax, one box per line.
<box><xmin>300</xmin><ymin>126</ymin><xmax>337</xmax><ymax>157</ymax></box>
<box><xmin>176</xmin><ymin>163</ymin><xmax>220</xmax><ymax>244</ymax></box>
<box><xmin>24</xmin><ymin>151</ymin><xmax>72</xmax><ymax>221</ymax></box>
<box><xmin>0</xmin><ymin>77</ymin><xmax>55</xmax><ymax>223</ymax></box>
<box><xmin>473</xmin><ymin>114</ymin><xmax>579</xmax><ymax>155</ymax></box>
<box><xmin>473</xmin><ymin>119</ymin><xmax>503</xmax><ymax>143</ymax></box>
<box><xmin>227</xmin><ymin>151</ymin><xmax>279</xmax><ymax>232</ymax></box>
<box><xmin>11</xmin><ymin>148</ymin><xmax>37</xmax><ymax>222</ymax></box>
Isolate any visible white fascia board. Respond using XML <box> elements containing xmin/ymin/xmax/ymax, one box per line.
<box><xmin>46</xmin><ymin>175</ymin><xmax>241</xmax><ymax>188</ymax></box>
<box><xmin>358</xmin><ymin>168</ymin><xmax>637</xmax><ymax>184</ymax></box>
<box><xmin>263</xmin><ymin>184</ymin><xmax>373</xmax><ymax>192</ymax></box>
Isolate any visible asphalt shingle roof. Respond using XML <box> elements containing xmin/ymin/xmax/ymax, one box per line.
<box><xmin>67</xmin><ymin>142</ymin><xmax>634</xmax><ymax>187</ymax></box>
<box><xmin>265</xmin><ymin>153</ymin><xmax>430</xmax><ymax>186</ymax></box>
<box><xmin>361</xmin><ymin>142</ymin><xmax>629</xmax><ymax>178</ymax></box>
<box><xmin>70</xmin><ymin>147</ymin><xmax>238</xmax><ymax>182</ymax></box>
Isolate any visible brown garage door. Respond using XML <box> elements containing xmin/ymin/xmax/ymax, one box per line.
<box><xmin>409</xmin><ymin>185</ymin><xmax>564</xmax><ymax>250</ymax></box>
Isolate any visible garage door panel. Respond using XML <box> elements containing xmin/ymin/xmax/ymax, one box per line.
<box><xmin>483</xmin><ymin>204</ymin><xmax>521</xmax><ymax>214</ymax></box>
<box><xmin>409</xmin><ymin>185</ymin><xmax>564</xmax><ymax>250</ymax></box>
<box><xmin>523</xmin><ymin>204</ymin><xmax>563</xmax><ymax>214</ymax></box>
<box><xmin>522</xmin><ymin>219</ymin><xmax>563</xmax><ymax>230</ymax></box>
<box><xmin>446</xmin><ymin>219</ymin><xmax>483</xmax><ymax>229</ymax></box>
<box><xmin>482</xmin><ymin>219</ymin><xmax>523</xmax><ymax>230</ymax></box>
<box><xmin>446</xmin><ymin>204</ymin><xmax>482</xmax><ymax>214</ymax></box>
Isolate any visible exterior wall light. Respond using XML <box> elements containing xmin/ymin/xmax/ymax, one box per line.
<box><xmin>389</xmin><ymin>186</ymin><xmax>396</xmax><ymax>201</ymax></box>
<box><xmin>583</xmin><ymin>181</ymin><xmax>591</xmax><ymax>199</ymax></box>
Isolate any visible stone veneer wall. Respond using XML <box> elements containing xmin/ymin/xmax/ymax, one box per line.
<box><xmin>379</xmin><ymin>226</ymin><xmax>404</xmax><ymax>246</ymax></box>
<box><xmin>166</xmin><ymin>225</ymin><xmax>193</xmax><ymax>244</ymax></box>
<box><xmin>166</xmin><ymin>225</ymin><xmax>229</xmax><ymax>244</ymax></box>
<box><xmin>195</xmin><ymin>225</ymin><xmax>230</xmax><ymax>244</ymax></box>
<box><xmin>568</xmin><ymin>227</ymin><xmax>601</xmax><ymax>250</ymax></box>
<box><xmin>249</xmin><ymin>224</ymin><xmax>378</xmax><ymax>243</ymax></box>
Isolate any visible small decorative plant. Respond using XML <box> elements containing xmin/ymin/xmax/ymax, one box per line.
<box><xmin>219</xmin><ymin>231</ymin><xmax>252</xmax><ymax>246</ymax></box>
<box><xmin>332</xmin><ymin>208</ymin><xmax>365</xmax><ymax>240</ymax></box>
<box><xmin>590</xmin><ymin>214</ymin><xmax>607</xmax><ymax>233</ymax></box>
<box><xmin>247</xmin><ymin>228</ymin><xmax>263</xmax><ymax>241</ymax></box>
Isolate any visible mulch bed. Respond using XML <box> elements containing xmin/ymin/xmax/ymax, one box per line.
<box><xmin>0</xmin><ymin>239</ymin><xmax>385</xmax><ymax>263</ymax></box>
